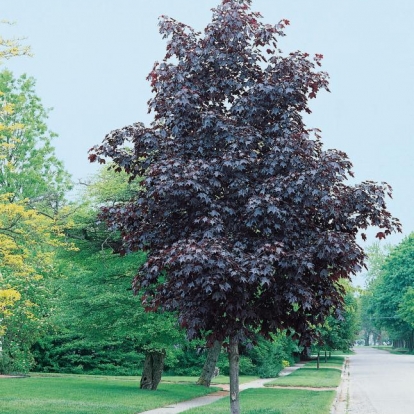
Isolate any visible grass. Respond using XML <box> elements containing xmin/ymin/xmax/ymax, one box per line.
<box><xmin>265</xmin><ymin>367</ymin><xmax>342</xmax><ymax>388</ymax></box>
<box><xmin>0</xmin><ymin>374</ymin><xmax>219</xmax><ymax>414</ymax></box>
<box><xmin>162</xmin><ymin>375</ymin><xmax>259</xmax><ymax>385</ymax></box>
<box><xmin>183</xmin><ymin>388</ymin><xmax>336</xmax><ymax>414</ymax></box>
<box><xmin>372</xmin><ymin>345</ymin><xmax>413</xmax><ymax>354</ymax></box>
<box><xmin>0</xmin><ymin>362</ymin><xmax>343</xmax><ymax>413</ymax></box>
<box><xmin>303</xmin><ymin>355</ymin><xmax>345</xmax><ymax>370</ymax></box>
<box><xmin>329</xmin><ymin>349</ymin><xmax>353</xmax><ymax>355</ymax></box>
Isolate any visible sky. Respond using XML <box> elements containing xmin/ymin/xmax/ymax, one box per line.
<box><xmin>2</xmin><ymin>0</ymin><xmax>414</xmax><ymax>263</ymax></box>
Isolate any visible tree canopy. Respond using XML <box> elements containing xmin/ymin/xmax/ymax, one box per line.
<box><xmin>0</xmin><ymin>70</ymin><xmax>71</xmax><ymax>208</ymax></box>
<box><xmin>90</xmin><ymin>0</ymin><xmax>401</xmax><ymax>410</ymax></box>
<box><xmin>315</xmin><ymin>281</ymin><xmax>358</xmax><ymax>353</ymax></box>
<box><xmin>358</xmin><ymin>242</ymin><xmax>393</xmax><ymax>346</ymax></box>
<box><xmin>91</xmin><ymin>0</ymin><xmax>400</xmax><ymax>344</ymax></box>
<box><xmin>39</xmin><ymin>167</ymin><xmax>184</xmax><ymax>386</ymax></box>
<box><xmin>370</xmin><ymin>234</ymin><xmax>414</xmax><ymax>347</ymax></box>
<box><xmin>0</xmin><ymin>32</ymin><xmax>71</xmax><ymax>373</ymax></box>
<box><xmin>0</xmin><ymin>21</ymin><xmax>31</xmax><ymax>64</ymax></box>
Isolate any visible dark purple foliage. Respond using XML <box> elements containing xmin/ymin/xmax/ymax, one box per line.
<box><xmin>90</xmin><ymin>0</ymin><xmax>401</xmax><ymax>344</ymax></box>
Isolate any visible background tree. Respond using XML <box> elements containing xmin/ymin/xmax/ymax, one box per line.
<box><xmin>398</xmin><ymin>287</ymin><xmax>414</xmax><ymax>332</ymax></box>
<box><xmin>0</xmin><ymin>21</ymin><xmax>31</xmax><ymax>64</ymax></box>
<box><xmin>90</xmin><ymin>1</ymin><xmax>401</xmax><ymax>412</ymax></box>
<box><xmin>33</xmin><ymin>167</ymin><xmax>185</xmax><ymax>390</ymax></box>
<box><xmin>0</xmin><ymin>194</ymin><xmax>65</xmax><ymax>373</ymax></box>
<box><xmin>370</xmin><ymin>234</ymin><xmax>414</xmax><ymax>349</ymax></box>
<box><xmin>313</xmin><ymin>282</ymin><xmax>358</xmax><ymax>367</ymax></box>
<box><xmin>0</xmin><ymin>70</ymin><xmax>71</xmax><ymax>211</ymax></box>
<box><xmin>358</xmin><ymin>242</ymin><xmax>393</xmax><ymax>346</ymax></box>
<box><xmin>363</xmin><ymin>242</ymin><xmax>394</xmax><ymax>285</ymax></box>
<box><xmin>358</xmin><ymin>290</ymin><xmax>380</xmax><ymax>346</ymax></box>
<box><xmin>0</xmin><ymin>33</ymin><xmax>71</xmax><ymax>373</ymax></box>
<box><xmin>0</xmin><ymin>286</ymin><xmax>20</xmax><ymax>336</ymax></box>
<box><xmin>196</xmin><ymin>339</ymin><xmax>223</xmax><ymax>387</ymax></box>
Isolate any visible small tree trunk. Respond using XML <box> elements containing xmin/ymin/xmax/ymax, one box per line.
<box><xmin>140</xmin><ymin>350</ymin><xmax>166</xmax><ymax>390</ymax></box>
<box><xmin>300</xmin><ymin>346</ymin><xmax>312</xmax><ymax>361</ymax></box>
<box><xmin>196</xmin><ymin>340</ymin><xmax>222</xmax><ymax>387</ymax></box>
<box><xmin>228</xmin><ymin>336</ymin><xmax>240</xmax><ymax>414</ymax></box>
<box><xmin>324</xmin><ymin>350</ymin><xmax>327</xmax><ymax>363</ymax></box>
<box><xmin>316</xmin><ymin>351</ymin><xmax>320</xmax><ymax>370</ymax></box>
<box><xmin>410</xmin><ymin>330</ymin><xmax>414</xmax><ymax>352</ymax></box>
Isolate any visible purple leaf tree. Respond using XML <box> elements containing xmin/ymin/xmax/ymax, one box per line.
<box><xmin>90</xmin><ymin>1</ymin><xmax>401</xmax><ymax>412</ymax></box>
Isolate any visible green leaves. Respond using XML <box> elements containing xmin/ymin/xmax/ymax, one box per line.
<box><xmin>0</xmin><ymin>70</ymin><xmax>71</xmax><ymax>207</ymax></box>
<box><xmin>33</xmin><ymin>166</ymin><xmax>186</xmax><ymax>375</ymax></box>
<box><xmin>0</xmin><ymin>64</ymin><xmax>71</xmax><ymax>373</ymax></box>
<box><xmin>365</xmin><ymin>234</ymin><xmax>414</xmax><ymax>343</ymax></box>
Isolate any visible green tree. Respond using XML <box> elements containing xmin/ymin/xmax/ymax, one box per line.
<box><xmin>0</xmin><ymin>21</ymin><xmax>31</xmax><ymax>64</ymax></box>
<box><xmin>314</xmin><ymin>283</ymin><xmax>359</xmax><ymax>364</ymax></box>
<box><xmin>35</xmin><ymin>168</ymin><xmax>184</xmax><ymax>389</ymax></box>
<box><xmin>399</xmin><ymin>287</ymin><xmax>414</xmax><ymax>330</ymax></box>
<box><xmin>358</xmin><ymin>242</ymin><xmax>393</xmax><ymax>346</ymax></box>
<box><xmin>358</xmin><ymin>290</ymin><xmax>380</xmax><ymax>346</ymax></box>
<box><xmin>0</xmin><ymin>70</ymin><xmax>71</xmax><ymax>208</ymax></box>
<box><xmin>371</xmin><ymin>234</ymin><xmax>414</xmax><ymax>349</ymax></box>
<box><xmin>363</xmin><ymin>243</ymin><xmax>394</xmax><ymax>285</ymax></box>
<box><xmin>0</xmin><ymin>194</ymin><xmax>66</xmax><ymax>374</ymax></box>
<box><xmin>0</xmin><ymin>38</ymin><xmax>71</xmax><ymax>373</ymax></box>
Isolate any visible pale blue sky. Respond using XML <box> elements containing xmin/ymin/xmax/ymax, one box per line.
<box><xmin>2</xmin><ymin>0</ymin><xmax>414</xmax><ymax>253</ymax></box>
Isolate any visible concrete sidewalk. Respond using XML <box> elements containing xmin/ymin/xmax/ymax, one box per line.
<box><xmin>139</xmin><ymin>363</ymin><xmax>306</xmax><ymax>414</ymax></box>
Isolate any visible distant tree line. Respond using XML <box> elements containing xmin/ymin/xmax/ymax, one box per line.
<box><xmin>359</xmin><ymin>235</ymin><xmax>414</xmax><ymax>351</ymax></box>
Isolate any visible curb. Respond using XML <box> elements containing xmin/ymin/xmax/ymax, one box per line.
<box><xmin>330</xmin><ymin>357</ymin><xmax>350</xmax><ymax>414</ymax></box>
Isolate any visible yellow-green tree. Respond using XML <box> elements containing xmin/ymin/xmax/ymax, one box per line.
<box><xmin>0</xmin><ymin>21</ymin><xmax>31</xmax><ymax>64</ymax></box>
<box><xmin>0</xmin><ymin>27</ymin><xmax>71</xmax><ymax>373</ymax></box>
<box><xmin>0</xmin><ymin>194</ymin><xmax>66</xmax><ymax>373</ymax></box>
<box><xmin>0</xmin><ymin>27</ymin><xmax>31</xmax><ymax>339</ymax></box>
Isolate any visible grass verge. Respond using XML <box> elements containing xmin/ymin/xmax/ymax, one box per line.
<box><xmin>265</xmin><ymin>367</ymin><xmax>342</xmax><ymax>388</ymax></box>
<box><xmin>303</xmin><ymin>355</ymin><xmax>345</xmax><ymax>370</ymax></box>
<box><xmin>0</xmin><ymin>374</ymin><xmax>219</xmax><ymax>414</ymax></box>
<box><xmin>371</xmin><ymin>345</ymin><xmax>413</xmax><ymax>354</ymax></box>
<box><xmin>162</xmin><ymin>375</ymin><xmax>259</xmax><ymax>385</ymax></box>
<box><xmin>183</xmin><ymin>388</ymin><xmax>336</xmax><ymax>414</ymax></box>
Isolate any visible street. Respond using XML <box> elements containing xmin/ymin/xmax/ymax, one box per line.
<box><xmin>338</xmin><ymin>347</ymin><xmax>414</xmax><ymax>413</ymax></box>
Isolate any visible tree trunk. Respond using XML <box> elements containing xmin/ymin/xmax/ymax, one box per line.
<box><xmin>377</xmin><ymin>332</ymin><xmax>382</xmax><ymax>346</ymax></box>
<box><xmin>300</xmin><ymin>346</ymin><xmax>312</xmax><ymax>361</ymax></box>
<box><xmin>324</xmin><ymin>350</ymin><xmax>327</xmax><ymax>363</ymax></box>
<box><xmin>196</xmin><ymin>340</ymin><xmax>222</xmax><ymax>387</ymax></box>
<box><xmin>316</xmin><ymin>351</ymin><xmax>320</xmax><ymax>370</ymax></box>
<box><xmin>228</xmin><ymin>336</ymin><xmax>240</xmax><ymax>414</ymax></box>
<box><xmin>140</xmin><ymin>350</ymin><xmax>166</xmax><ymax>390</ymax></box>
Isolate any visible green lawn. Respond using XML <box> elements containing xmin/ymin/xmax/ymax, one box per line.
<box><xmin>303</xmin><ymin>355</ymin><xmax>345</xmax><ymax>370</ymax></box>
<box><xmin>183</xmin><ymin>388</ymin><xmax>336</xmax><ymax>414</ymax></box>
<box><xmin>265</xmin><ymin>367</ymin><xmax>342</xmax><ymax>388</ymax></box>
<box><xmin>0</xmin><ymin>374</ymin><xmax>219</xmax><ymax>414</ymax></box>
<box><xmin>0</xmin><ymin>364</ymin><xmax>342</xmax><ymax>414</ymax></box>
<box><xmin>372</xmin><ymin>346</ymin><xmax>413</xmax><ymax>354</ymax></box>
<box><xmin>162</xmin><ymin>375</ymin><xmax>259</xmax><ymax>385</ymax></box>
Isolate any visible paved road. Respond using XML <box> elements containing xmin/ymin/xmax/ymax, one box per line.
<box><xmin>337</xmin><ymin>347</ymin><xmax>414</xmax><ymax>414</ymax></box>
